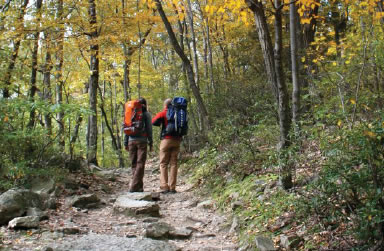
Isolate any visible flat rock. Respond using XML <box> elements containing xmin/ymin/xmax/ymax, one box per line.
<box><xmin>8</xmin><ymin>216</ymin><xmax>40</xmax><ymax>229</ymax></box>
<box><xmin>119</xmin><ymin>192</ymin><xmax>153</xmax><ymax>201</ymax></box>
<box><xmin>66</xmin><ymin>194</ymin><xmax>100</xmax><ymax>209</ymax></box>
<box><xmin>169</xmin><ymin>227</ymin><xmax>193</xmax><ymax>239</ymax></box>
<box><xmin>54</xmin><ymin>233</ymin><xmax>179</xmax><ymax>251</ymax></box>
<box><xmin>113</xmin><ymin>198</ymin><xmax>159</xmax><ymax>217</ymax></box>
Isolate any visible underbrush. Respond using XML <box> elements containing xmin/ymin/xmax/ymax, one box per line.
<box><xmin>181</xmin><ymin>110</ymin><xmax>384</xmax><ymax>250</ymax></box>
<box><xmin>299</xmin><ymin>115</ymin><xmax>384</xmax><ymax>250</ymax></box>
<box><xmin>0</xmin><ymin>99</ymin><xmax>76</xmax><ymax>192</ymax></box>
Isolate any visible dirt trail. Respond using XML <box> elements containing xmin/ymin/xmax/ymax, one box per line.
<box><xmin>0</xmin><ymin>158</ymin><xmax>238</xmax><ymax>251</ymax></box>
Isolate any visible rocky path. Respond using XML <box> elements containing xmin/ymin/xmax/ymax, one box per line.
<box><xmin>0</xmin><ymin>158</ymin><xmax>238</xmax><ymax>251</ymax></box>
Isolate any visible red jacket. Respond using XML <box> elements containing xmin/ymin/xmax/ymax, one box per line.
<box><xmin>152</xmin><ymin>107</ymin><xmax>181</xmax><ymax>140</ymax></box>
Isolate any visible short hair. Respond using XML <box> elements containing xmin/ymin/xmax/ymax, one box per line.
<box><xmin>139</xmin><ymin>98</ymin><xmax>147</xmax><ymax>106</ymax></box>
<box><xmin>164</xmin><ymin>98</ymin><xmax>172</xmax><ymax>107</ymax></box>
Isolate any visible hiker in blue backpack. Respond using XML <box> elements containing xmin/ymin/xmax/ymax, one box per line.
<box><xmin>152</xmin><ymin>97</ymin><xmax>188</xmax><ymax>194</ymax></box>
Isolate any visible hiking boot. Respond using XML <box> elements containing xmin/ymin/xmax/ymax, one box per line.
<box><xmin>160</xmin><ymin>189</ymin><xmax>170</xmax><ymax>194</ymax></box>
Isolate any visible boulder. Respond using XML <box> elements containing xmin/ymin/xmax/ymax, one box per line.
<box><xmin>27</xmin><ymin>207</ymin><xmax>49</xmax><ymax>221</ymax></box>
<box><xmin>63</xmin><ymin>178</ymin><xmax>80</xmax><ymax>190</ymax></box>
<box><xmin>145</xmin><ymin>222</ymin><xmax>192</xmax><ymax>240</ymax></box>
<box><xmin>8</xmin><ymin>216</ymin><xmax>40</xmax><ymax>229</ymax></box>
<box><xmin>113</xmin><ymin>197</ymin><xmax>159</xmax><ymax>217</ymax></box>
<box><xmin>30</xmin><ymin>178</ymin><xmax>56</xmax><ymax>195</ymax></box>
<box><xmin>46</xmin><ymin>196</ymin><xmax>58</xmax><ymax>209</ymax></box>
<box><xmin>197</xmin><ymin>200</ymin><xmax>214</xmax><ymax>209</ymax></box>
<box><xmin>280</xmin><ymin>234</ymin><xmax>303</xmax><ymax>250</ymax></box>
<box><xmin>96</xmin><ymin>170</ymin><xmax>117</xmax><ymax>182</ymax></box>
<box><xmin>145</xmin><ymin>222</ymin><xmax>173</xmax><ymax>239</ymax></box>
<box><xmin>66</xmin><ymin>194</ymin><xmax>100</xmax><ymax>209</ymax></box>
<box><xmin>0</xmin><ymin>189</ymin><xmax>44</xmax><ymax>225</ymax></box>
<box><xmin>254</xmin><ymin>236</ymin><xmax>276</xmax><ymax>251</ymax></box>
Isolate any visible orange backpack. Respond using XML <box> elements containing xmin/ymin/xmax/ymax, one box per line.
<box><xmin>123</xmin><ymin>100</ymin><xmax>145</xmax><ymax>136</ymax></box>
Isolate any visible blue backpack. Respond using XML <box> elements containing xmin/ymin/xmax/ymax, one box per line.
<box><xmin>166</xmin><ymin>97</ymin><xmax>188</xmax><ymax>136</ymax></box>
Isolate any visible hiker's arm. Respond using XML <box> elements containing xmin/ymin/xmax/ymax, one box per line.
<box><xmin>152</xmin><ymin>111</ymin><xmax>164</xmax><ymax>126</ymax></box>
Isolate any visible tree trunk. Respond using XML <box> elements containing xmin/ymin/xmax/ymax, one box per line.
<box><xmin>300</xmin><ymin>2</ymin><xmax>318</xmax><ymax>112</ymax></box>
<box><xmin>87</xmin><ymin>0</ymin><xmax>99</xmax><ymax>165</ymax></box>
<box><xmin>98</xmin><ymin>85</ymin><xmax>124</xmax><ymax>167</ymax></box>
<box><xmin>246</xmin><ymin>0</ymin><xmax>292</xmax><ymax>189</ymax></box>
<box><xmin>101</xmin><ymin>82</ymin><xmax>105</xmax><ymax>165</ymax></box>
<box><xmin>245</xmin><ymin>0</ymin><xmax>278</xmax><ymax>99</ymax></box>
<box><xmin>122</xmin><ymin>44</ymin><xmax>131</xmax><ymax>102</ymax></box>
<box><xmin>186</xmin><ymin>0</ymin><xmax>199</xmax><ymax>85</ymax></box>
<box><xmin>3</xmin><ymin>0</ymin><xmax>29</xmax><ymax>98</ymax></box>
<box><xmin>275</xmin><ymin>0</ymin><xmax>292</xmax><ymax>188</ymax></box>
<box><xmin>290</xmin><ymin>1</ymin><xmax>300</xmax><ymax>130</ymax></box>
<box><xmin>206</xmin><ymin>21</ymin><xmax>215</xmax><ymax>93</ymax></box>
<box><xmin>43</xmin><ymin>32</ymin><xmax>53</xmax><ymax>135</ymax></box>
<box><xmin>155</xmin><ymin>0</ymin><xmax>210</xmax><ymax>132</ymax></box>
<box><xmin>70</xmin><ymin>115</ymin><xmax>83</xmax><ymax>159</ymax></box>
<box><xmin>55</xmin><ymin>0</ymin><xmax>65</xmax><ymax>148</ymax></box>
<box><xmin>201</xmin><ymin>25</ymin><xmax>214</xmax><ymax>94</ymax></box>
<box><xmin>202</xmin><ymin>28</ymin><xmax>208</xmax><ymax>80</ymax></box>
<box><xmin>113</xmin><ymin>80</ymin><xmax>124</xmax><ymax>168</ymax></box>
<box><xmin>121</xmin><ymin>28</ymin><xmax>152</xmax><ymax>102</ymax></box>
<box><xmin>27</xmin><ymin>0</ymin><xmax>43</xmax><ymax>129</ymax></box>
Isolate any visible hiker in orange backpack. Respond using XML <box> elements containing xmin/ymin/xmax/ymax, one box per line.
<box><xmin>152</xmin><ymin>97</ymin><xmax>188</xmax><ymax>194</ymax></box>
<box><xmin>123</xmin><ymin>98</ymin><xmax>153</xmax><ymax>192</ymax></box>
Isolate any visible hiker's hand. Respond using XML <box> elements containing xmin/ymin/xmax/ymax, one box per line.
<box><xmin>125</xmin><ymin>146</ymin><xmax>129</xmax><ymax>151</ymax></box>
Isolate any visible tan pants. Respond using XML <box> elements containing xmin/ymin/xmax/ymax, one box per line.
<box><xmin>159</xmin><ymin>138</ymin><xmax>181</xmax><ymax>191</ymax></box>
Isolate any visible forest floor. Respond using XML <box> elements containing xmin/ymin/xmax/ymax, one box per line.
<box><xmin>0</xmin><ymin>157</ymin><xmax>239</xmax><ymax>251</ymax></box>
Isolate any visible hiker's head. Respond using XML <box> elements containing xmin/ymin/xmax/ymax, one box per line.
<box><xmin>164</xmin><ymin>98</ymin><xmax>172</xmax><ymax>108</ymax></box>
<box><xmin>139</xmin><ymin>98</ymin><xmax>147</xmax><ymax>112</ymax></box>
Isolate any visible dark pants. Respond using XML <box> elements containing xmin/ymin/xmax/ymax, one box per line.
<box><xmin>128</xmin><ymin>141</ymin><xmax>147</xmax><ymax>192</ymax></box>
